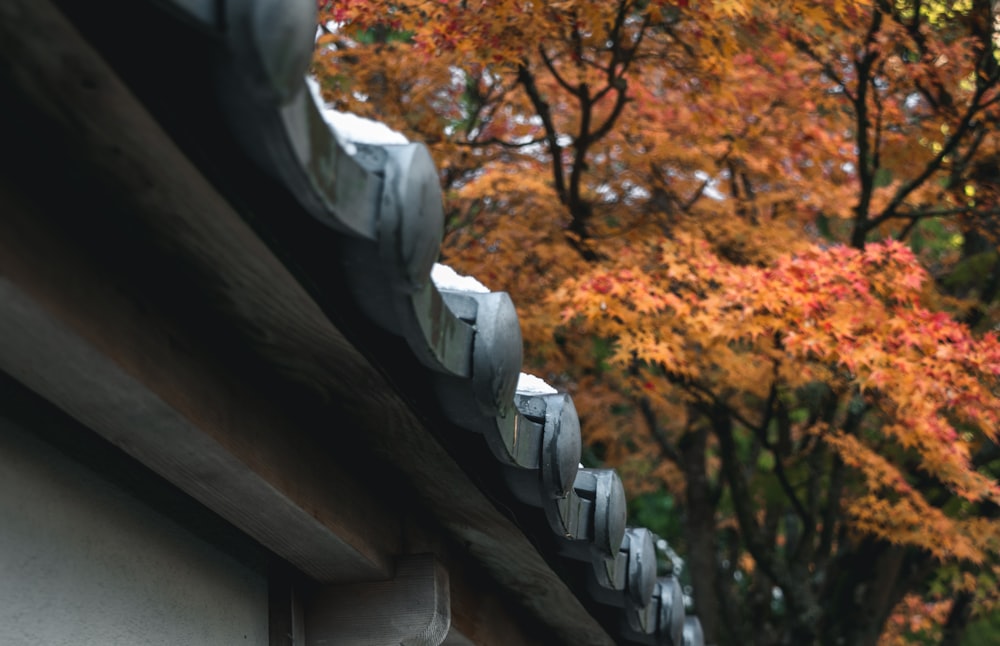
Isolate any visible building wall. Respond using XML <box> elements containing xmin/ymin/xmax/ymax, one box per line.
<box><xmin>0</xmin><ymin>414</ymin><xmax>269</xmax><ymax>646</ymax></box>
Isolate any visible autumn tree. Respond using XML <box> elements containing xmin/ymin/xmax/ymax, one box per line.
<box><xmin>313</xmin><ymin>1</ymin><xmax>1000</xmax><ymax>643</ymax></box>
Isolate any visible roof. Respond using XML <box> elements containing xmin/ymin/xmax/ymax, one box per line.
<box><xmin>0</xmin><ymin>0</ymin><xmax>704</xmax><ymax>644</ymax></box>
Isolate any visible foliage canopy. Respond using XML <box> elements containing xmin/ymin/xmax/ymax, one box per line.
<box><xmin>314</xmin><ymin>1</ymin><xmax>1000</xmax><ymax>643</ymax></box>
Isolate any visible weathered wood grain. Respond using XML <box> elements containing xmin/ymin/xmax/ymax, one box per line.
<box><xmin>0</xmin><ymin>1</ymin><xmax>615</xmax><ymax>643</ymax></box>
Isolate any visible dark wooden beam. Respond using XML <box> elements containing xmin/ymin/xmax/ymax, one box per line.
<box><xmin>0</xmin><ymin>179</ymin><xmax>398</xmax><ymax>584</ymax></box>
<box><xmin>0</xmin><ymin>1</ymin><xmax>615</xmax><ymax>644</ymax></box>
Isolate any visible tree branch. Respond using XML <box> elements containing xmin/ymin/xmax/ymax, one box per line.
<box><xmin>849</xmin><ymin>5</ymin><xmax>884</xmax><ymax>248</ymax></box>
<box><xmin>638</xmin><ymin>396</ymin><xmax>682</xmax><ymax>465</ymax></box>
<box><xmin>517</xmin><ymin>64</ymin><xmax>567</xmax><ymax>202</ymax></box>
<box><xmin>713</xmin><ymin>404</ymin><xmax>781</xmax><ymax>582</ymax></box>
<box><xmin>867</xmin><ymin>88</ymin><xmax>991</xmax><ymax>231</ymax></box>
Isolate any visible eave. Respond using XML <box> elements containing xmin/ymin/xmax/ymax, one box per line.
<box><xmin>0</xmin><ymin>1</ymin><xmax>703</xmax><ymax>645</ymax></box>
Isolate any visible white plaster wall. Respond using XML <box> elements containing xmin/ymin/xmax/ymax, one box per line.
<box><xmin>0</xmin><ymin>416</ymin><xmax>269</xmax><ymax>646</ymax></box>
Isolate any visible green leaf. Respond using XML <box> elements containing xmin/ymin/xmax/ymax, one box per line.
<box><xmin>629</xmin><ymin>489</ymin><xmax>680</xmax><ymax>539</ymax></box>
<box><xmin>873</xmin><ymin>167</ymin><xmax>893</xmax><ymax>188</ymax></box>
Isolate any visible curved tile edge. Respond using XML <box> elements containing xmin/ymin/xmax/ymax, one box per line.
<box><xmin>178</xmin><ymin>0</ymin><xmax>708</xmax><ymax>643</ymax></box>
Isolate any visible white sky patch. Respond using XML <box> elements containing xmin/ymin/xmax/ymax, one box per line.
<box><xmin>305</xmin><ymin>76</ymin><xmax>409</xmax><ymax>155</ymax></box>
<box><xmin>595</xmin><ymin>183</ymin><xmax>616</xmax><ymax>200</ymax></box>
<box><xmin>694</xmin><ymin>170</ymin><xmax>726</xmax><ymax>201</ymax></box>
<box><xmin>431</xmin><ymin>263</ymin><xmax>490</xmax><ymax>292</ymax></box>
<box><xmin>517</xmin><ymin>372</ymin><xmax>558</xmax><ymax>395</ymax></box>
<box><xmin>316</xmin><ymin>20</ymin><xmax>342</xmax><ymax>39</ymax></box>
<box><xmin>624</xmin><ymin>182</ymin><xmax>651</xmax><ymax>202</ymax></box>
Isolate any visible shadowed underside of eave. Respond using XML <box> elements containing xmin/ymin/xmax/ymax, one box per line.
<box><xmin>0</xmin><ymin>1</ymin><xmax>616</xmax><ymax>644</ymax></box>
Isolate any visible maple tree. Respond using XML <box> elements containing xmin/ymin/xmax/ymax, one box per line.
<box><xmin>313</xmin><ymin>0</ymin><xmax>1000</xmax><ymax>644</ymax></box>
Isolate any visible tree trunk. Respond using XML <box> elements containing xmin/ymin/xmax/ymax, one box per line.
<box><xmin>680</xmin><ymin>425</ymin><xmax>724</xmax><ymax>645</ymax></box>
<box><xmin>819</xmin><ymin>540</ymin><xmax>925</xmax><ymax>646</ymax></box>
<box><xmin>939</xmin><ymin>590</ymin><xmax>973</xmax><ymax>646</ymax></box>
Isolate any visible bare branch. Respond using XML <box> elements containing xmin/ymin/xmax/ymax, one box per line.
<box><xmin>638</xmin><ymin>396</ymin><xmax>682</xmax><ymax>465</ymax></box>
<box><xmin>516</xmin><ymin>64</ymin><xmax>567</xmax><ymax>202</ymax></box>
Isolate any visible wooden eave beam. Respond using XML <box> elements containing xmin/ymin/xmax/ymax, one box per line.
<box><xmin>0</xmin><ymin>1</ymin><xmax>614</xmax><ymax>644</ymax></box>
